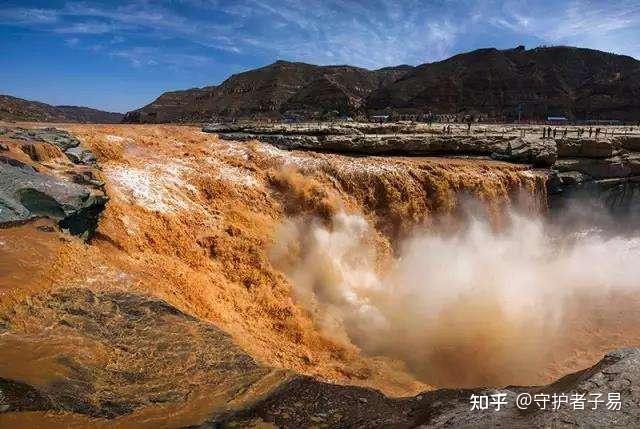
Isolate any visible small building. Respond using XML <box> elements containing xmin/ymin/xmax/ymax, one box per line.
<box><xmin>547</xmin><ymin>116</ymin><xmax>568</xmax><ymax>125</ymax></box>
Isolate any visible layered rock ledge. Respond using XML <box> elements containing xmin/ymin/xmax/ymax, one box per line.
<box><xmin>204</xmin><ymin>123</ymin><xmax>640</xmax><ymax>217</ymax></box>
<box><xmin>0</xmin><ymin>127</ymin><xmax>106</xmax><ymax>238</ymax></box>
<box><xmin>203</xmin><ymin>123</ymin><xmax>558</xmax><ymax>167</ymax></box>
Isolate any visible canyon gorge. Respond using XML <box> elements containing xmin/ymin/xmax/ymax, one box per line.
<box><xmin>1</xmin><ymin>123</ymin><xmax>640</xmax><ymax>427</ymax></box>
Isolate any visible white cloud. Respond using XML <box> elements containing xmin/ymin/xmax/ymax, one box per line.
<box><xmin>54</xmin><ymin>21</ymin><xmax>119</xmax><ymax>34</ymax></box>
<box><xmin>65</xmin><ymin>37</ymin><xmax>80</xmax><ymax>47</ymax></box>
<box><xmin>1</xmin><ymin>0</ymin><xmax>639</xmax><ymax>69</ymax></box>
<box><xmin>483</xmin><ymin>0</ymin><xmax>640</xmax><ymax>58</ymax></box>
<box><xmin>0</xmin><ymin>7</ymin><xmax>59</xmax><ymax>24</ymax></box>
<box><xmin>110</xmin><ymin>46</ymin><xmax>213</xmax><ymax>68</ymax></box>
<box><xmin>548</xmin><ymin>0</ymin><xmax>638</xmax><ymax>38</ymax></box>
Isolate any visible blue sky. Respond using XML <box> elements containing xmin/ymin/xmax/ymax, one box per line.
<box><xmin>1</xmin><ymin>0</ymin><xmax>639</xmax><ymax>113</ymax></box>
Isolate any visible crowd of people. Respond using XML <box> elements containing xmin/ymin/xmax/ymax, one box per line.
<box><xmin>436</xmin><ymin>122</ymin><xmax>637</xmax><ymax>138</ymax></box>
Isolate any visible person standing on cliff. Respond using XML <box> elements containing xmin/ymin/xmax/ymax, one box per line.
<box><xmin>543</xmin><ymin>127</ymin><xmax>546</xmax><ymax>138</ymax></box>
<box><xmin>553</xmin><ymin>128</ymin><xmax>557</xmax><ymax>138</ymax></box>
<box><xmin>589</xmin><ymin>127</ymin><xmax>593</xmax><ymax>138</ymax></box>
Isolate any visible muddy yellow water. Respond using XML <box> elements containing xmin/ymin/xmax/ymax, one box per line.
<box><xmin>1</xmin><ymin>124</ymin><xmax>639</xmax><ymax>427</ymax></box>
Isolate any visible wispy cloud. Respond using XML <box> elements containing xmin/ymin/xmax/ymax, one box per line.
<box><xmin>545</xmin><ymin>0</ymin><xmax>640</xmax><ymax>40</ymax></box>
<box><xmin>110</xmin><ymin>46</ymin><xmax>213</xmax><ymax>68</ymax></box>
<box><xmin>54</xmin><ymin>21</ymin><xmax>119</xmax><ymax>34</ymax></box>
<box><xmin>1</xmin><ymin>0</ymin><xmax>639</xmax><ymax>70</ymax></box>
<box><xmin>483</xmin><ymin>0</ymin><xmax>640</xmax><ymax>57</ymax></box>
<box><xmin>0</xmin><ymin>7</ymin><xmax>59</xmax><ymax>25</ymax></box>
<box><xmin>64</xmin><ymin>37</ymin><xmax>80</xmax><ymax>47</ymax></box>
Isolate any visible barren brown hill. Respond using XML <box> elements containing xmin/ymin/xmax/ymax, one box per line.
<box><xmin>122</xmin><ymin>61</ymin><xmax>413</xmax><ymax>123</ymax></box>
<box><xmin>0</xmin><ymin>95</ymin><xmax>124</xmax><ymax>123</ymax></box>
<box><xmin>367</xmin><ymin>45</ymin><xmax>640</xmax><ymax>121</ymax></box>
<box><xmin>124</xmin><ymin>46</ymin><xmax>640</xmax><ymax>123</ymax></box>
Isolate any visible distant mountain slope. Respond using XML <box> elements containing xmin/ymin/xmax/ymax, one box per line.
<box><xmin>123</xmin><ymin>61</ymin><xmax>413</xmax><ymax>123</ymax></box>
<box><xmin>0</xmin><ymin>95</ymin><xmax>124</xmax><ymax>123</ymax></box>
<box><xmin>124</xmin><ymin>46</ymin><xmax>640</xmax><ymax>123</ymax></box>
<box><xmin>367</xmin><ymin>46</ymin><xmax>640</xmax><ymax>121</ymax></box>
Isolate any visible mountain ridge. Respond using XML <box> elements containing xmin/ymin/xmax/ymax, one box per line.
<box><xmin>0</xmin><ymin>95</ymin><xmax>124</xmax><ymax>123</ymax></box>
<box><xmin>367</xmin><ymin>45</ymin><xmax>640</xmax><ymax>120</ymax></box>
<box><xmin>123</xmin><ymin>60</ymin><xmax>412</xmax><ymax>123</ymax></box>
<box><xmin>124</xmin><ymin>46</ymin><xmax>640</xmax><ymax>123</ymax></box>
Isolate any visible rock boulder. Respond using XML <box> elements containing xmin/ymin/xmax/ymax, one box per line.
<box><xmin>0</xmin><ymin>162</ymin><xmax>106</xmax><ymax>237</ymax></box>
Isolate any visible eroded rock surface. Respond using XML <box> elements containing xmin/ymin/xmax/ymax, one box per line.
<box><xmin>0</xmin><ymin>288</ymin><xmax>275</xmax><ymax>422</ymax></box>
<box><xmin>0</xmin><ymin>126</ymin><xmax>106</xmax><ymax>237</ymax></box>
<box><xmin>204</xmin><ymin>123</ymin><xmax>559</xmax><ymax>166</ymax></box>
<box><xmin>0</xmin><ymin>162</ymin><xmax>106</xmax><ymax>234</ymax></box>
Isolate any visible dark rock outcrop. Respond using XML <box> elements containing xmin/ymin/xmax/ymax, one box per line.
<box><xmin>0</xmin><ymin>127</ymin><xmax>107</xmax><ymax>237</ymax></box>
<box><xmin>64</xmin><ymin>146</ymin><xmax>97</xmax><ymax>165</ymax></box>
<box><xmin>208</xmin><ymin>348</ymin><xmax>640</xmax><ymax>428</ymax></box>
<box><xmin>554</xmin><ymin>154</ymin><xmax>640</xmax><ymax>180</ymax></box>
<box><xmin>492</xmin><ymin>138</ymin><xmax>558</xmax><ymax>167</ymax></box>
<box><xmin>9</xmin><ymin>127</ymin><xmax>82</xmax><ymax>150</ymax></box>
<box><xmin>0</xmin><ymin>95</ymin><xmax>124</xmax><ymax>123</ymax></box>
<box><xmin>617</xmin><ymin>136</ymin><xmax>640</xmax><ymax>152</ymax></box>
<box><xmin>0</xmin><ymin>378</ymin><xmax>53</xmax><ymax>413</ymax></box>
<box><xmin>0</xmin><ymin>162</ymin><xmax>106</xmax><ymax>236</ymax></box>
<box><xmin>539</xmin><ymin>135</ymin><xmax>640</xmax><ymax>222</ymax></box>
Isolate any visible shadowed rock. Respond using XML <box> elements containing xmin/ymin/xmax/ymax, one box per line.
<box><xmin>9</xmin><ymin>127</ymin><xmax>82</xmax><ymax>151</ymax></box>
<box><xmin>203</xmin><ymin>349</ymin><xmax>640</xmax><ymax>428</ymax></box>
<box><xmin>0</xmin><ymin>127</ymin><xmax>107</xmax><ymax>237</ymax></box>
